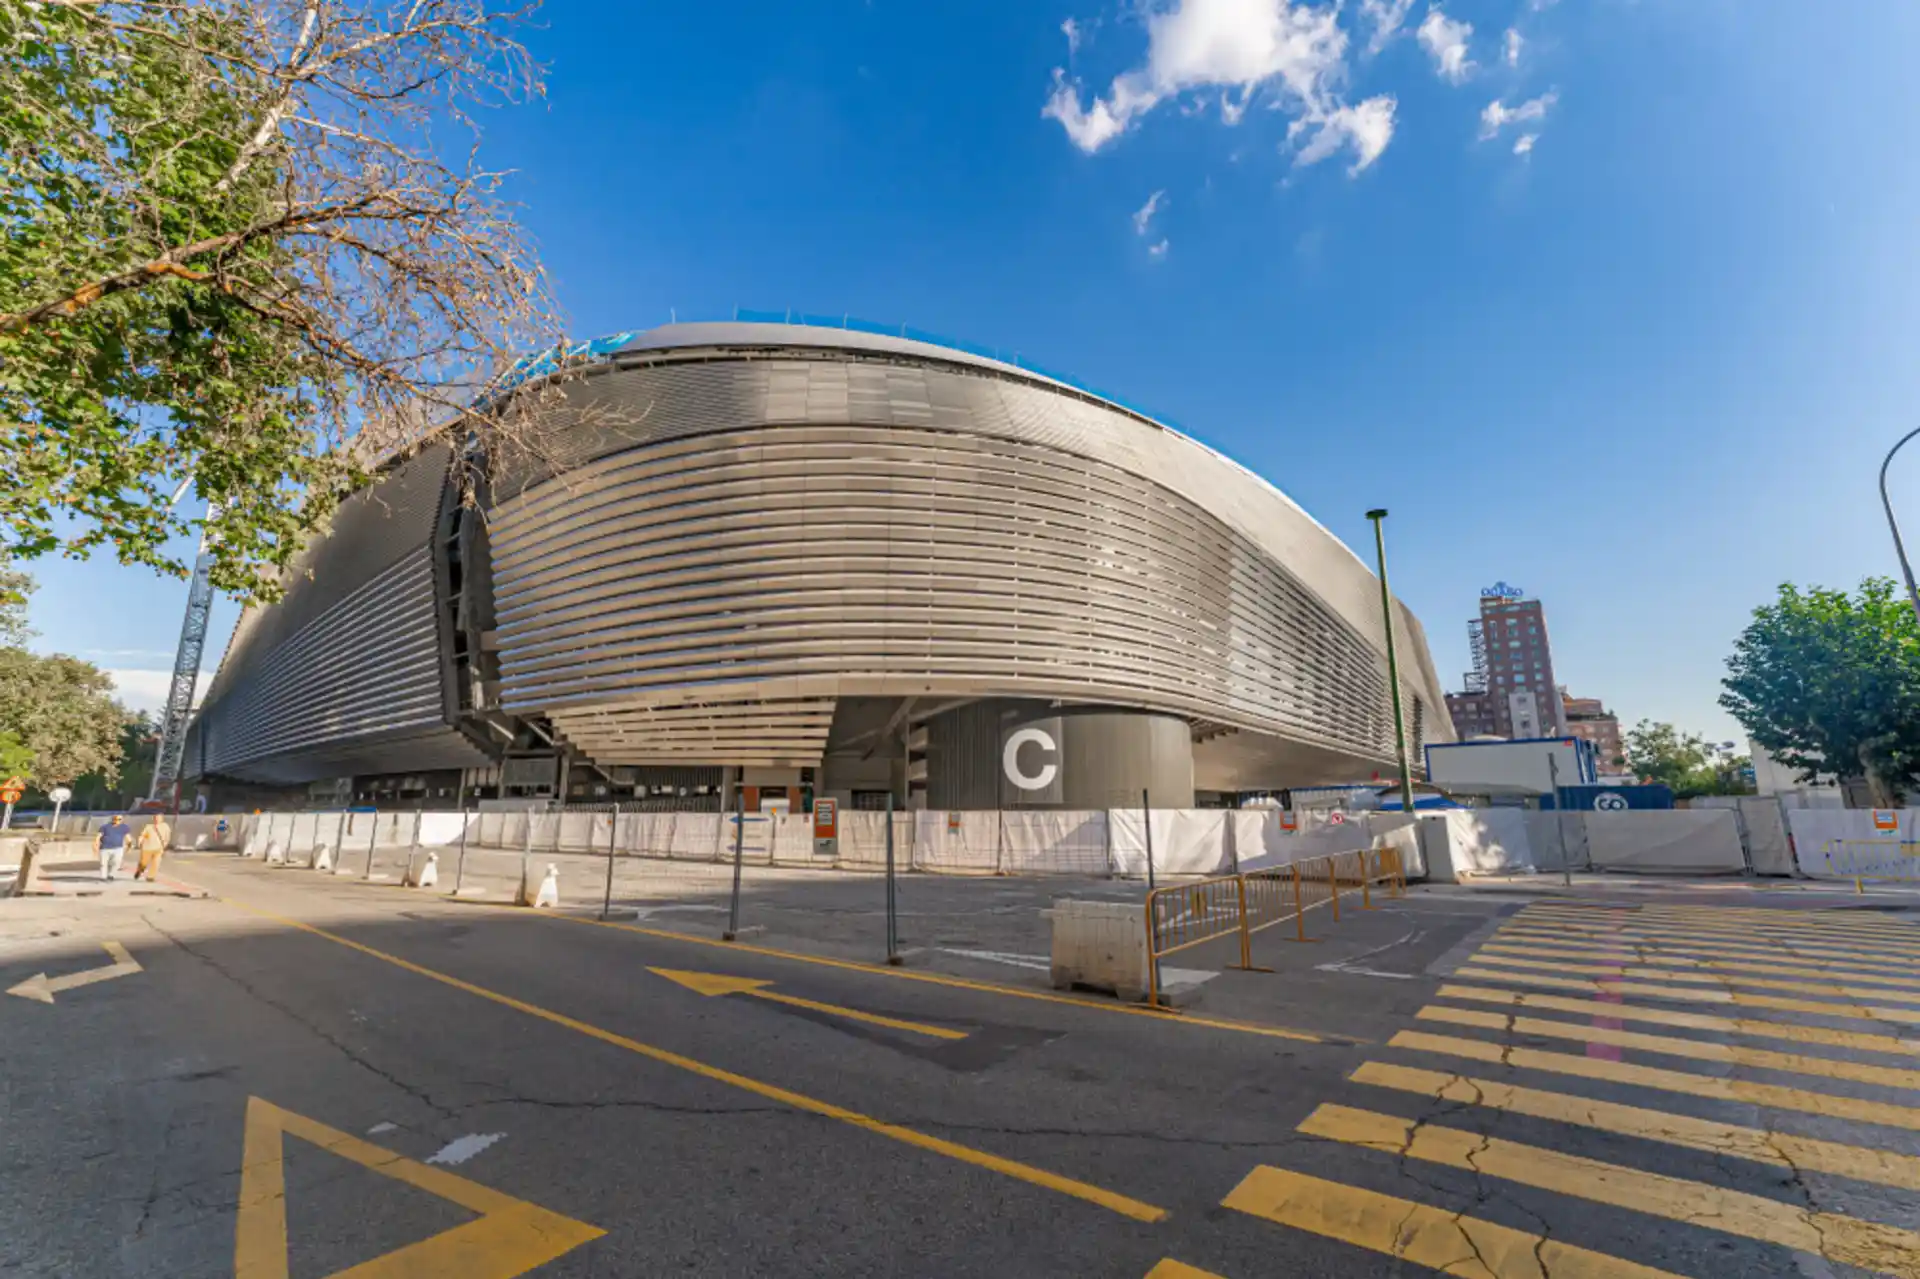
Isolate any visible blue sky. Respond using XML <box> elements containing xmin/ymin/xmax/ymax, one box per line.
<box><xmin>24</xmin><ymin>0</ymin><xmax>1920</xmax><ymax>746</ymax></box>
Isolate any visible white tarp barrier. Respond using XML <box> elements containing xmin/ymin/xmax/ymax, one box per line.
<box><xmin>1523</xmin><ymin>814</ymin><xmax>1587</xmax><ymax>873</ymax></box>
<box><xmin>1000</xmin><ymin>810</ymin><xmax>1110</xmax><ymax>875</ymax></box>
<box><xmin>836</xmin><ymin>812</ymin><xmax>913</xmax><ymax>870</ymax></box>
<box><xmin>1788</xmin><ymin>808</ymin><xmax>1920</xmax><ymax>880</ymax></box>
<box><xmin>1107</xmin><ymin>809</ymin><xmax>1229</xmax><ymax>877</ymax></box>
<box><xmin>911</xmin><ymin>811</ymin><xmax>1000</xmax><ymax>874</ymax></box>
<box><xmin>1439</xmin><ymin>809</ymin><xmax>1536</xmax><ymax>876</ymax></box>
<box><xmin>1739</xmin><ymin>797</ymin><xmax>1794</xmax><ymax>876</ymax></box>
<box><xmin>1361</xmin><ymin>814</ymin><xmax>1427</xmax><ymax>880</ymax></box>
<box><xmin>1237</xmin><ymin>817</ymin><xmax>1371</xmax><ymax>873</ymax></box>
<box><xmin>1584</xmin><ymin>811</ymin><xmax>1745</xmax><ymax>875</ymax></box>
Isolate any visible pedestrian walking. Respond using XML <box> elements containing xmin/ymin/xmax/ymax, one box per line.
<box><xmin>96</xmin><ymin>815</ymin><xmax>132</xmax><ymax>881</ymax></box>
<box><xmin>135</xmin><ymin>814</ymin><xmax>172</xmax><ymax>882</ymax></box>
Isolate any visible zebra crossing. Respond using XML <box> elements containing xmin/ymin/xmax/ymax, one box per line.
<box><xmin>1153</xmin><ymin>900</ymin><xmax>1920</xmax><ymax>1278</ymax></box>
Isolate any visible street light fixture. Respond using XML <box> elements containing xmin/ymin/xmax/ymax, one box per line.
<box><xmin>1365</xmin><ymin>509</ymin><xmax>1418</xmax><ymax>816</ymax></box>
<box><xmin>1878</xmin><ymin>426</ymin><xmax>1920</xmax><ymax>628</ymax></box>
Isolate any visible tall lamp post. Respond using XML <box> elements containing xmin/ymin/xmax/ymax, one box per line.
<box><xmin>1879</xmin><ymin>426</ymin><xmax>1920</xmax><ymax>628</ymax></box>
<box><xmin>1366</xmin><ymin>509</ymin><xmax>1418</xmax><ymax>816</ymax></box>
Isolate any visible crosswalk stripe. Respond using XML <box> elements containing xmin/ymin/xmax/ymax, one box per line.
<box><xmin>1512</xmin><ymin>913</ymin><xmax>1920</xmax><ymax>958</ymax></box>
<box><xmin>1351</xmin><ymin>1060</ymin><xmax>1920</xmax><ymax>1193</ymax></box>
<box><xmin>1391</xmin><ymin>1030</ymin><xmax>1920</xmax><ymax>1132</ymax></box>
<box><xmin>1480</xmin><ymin>940</ymin><xmax>1920</xmax><ymax>991</ymax></box>
<box><xmin>1451</xmin><ymin>965</ymin><xmax>1920</xmax><ymax>1024</ymax></box>
<box><xmin>1464</xmin><ymin>950</ymin><xmax>1920</xmax><ymax>1005</ymax></box>
<box><xmin>1221</xmin><ymin>1164</ymin><xmax>1685</xmax><ymax>1279</ymax></box>
<box><xmin>1436</xmin><ymin>984</ymin><xmax>1920</xmax><ymax>1057</ymax></box>
<box><xmin>1492</xmin><ymin>927</ymin><xmax>1920</xmax><ymax>979</ymax></box>
<box><xmin>1417</xmin><ymin>1004</ymin><xmax>1920</xmax><ymax>1092</ymax></box>
<box><xmin>1295</xmin><ymin>1103</ymin><xmax>1920</xmax><ymax>1275</ymax></box>
<box><xmin>1532</xmin><ymin>905</ymin><xmax>1920</xmax><ymax>936</ymax></box>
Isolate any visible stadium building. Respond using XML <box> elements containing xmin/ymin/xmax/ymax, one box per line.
<box><xmin>185</xmin><ymin>320</ymin><xmax>1454</xmax><ymax>811</ymax></box>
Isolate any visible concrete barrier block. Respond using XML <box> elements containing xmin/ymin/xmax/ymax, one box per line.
<box><xmin>265</xmin><ymin>841</ymin><xmax>284</xmax><ymax>866</ymax></box>
<box><xmin>312</xmin><ymin>844</ymin><xmax>333</xmax><ymax>872</ymax></box>
<box><xmin>1049</xmin><ymin>898</ymin><xmax>1150</xmax><ymax>1001</ymax></box>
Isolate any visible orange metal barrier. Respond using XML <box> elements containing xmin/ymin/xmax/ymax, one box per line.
<box><xmin>1143</xmin><ymin>843</ymin><xmax>1408</xmax><ymax>1008</ymax></box>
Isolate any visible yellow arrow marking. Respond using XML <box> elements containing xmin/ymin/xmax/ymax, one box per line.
<box><xmin>234</xmin><ymin>1096</ymin><xmax>603</xmax><ymax>1279</ymax></box>
<box><xmin>650</xmin><ymin>967</ymin><xmax>969</xmax><ymax>1040</ymax></box>
<box><xmin>7</xmin><ymin>941</ymin><xmax>141</xmax><ymax>1003</ymax></box>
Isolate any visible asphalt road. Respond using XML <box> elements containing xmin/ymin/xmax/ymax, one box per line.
<box><xmin>4</xmin><ymin>854</ymin><xmax>1920</xmax><ymax>1277</ymax></box>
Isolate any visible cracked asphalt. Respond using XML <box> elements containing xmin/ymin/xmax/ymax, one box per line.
<box><xmin>5</xmin><ymin>855</ymin><xmax>1920</xmax><ymax>1277</ymax></box>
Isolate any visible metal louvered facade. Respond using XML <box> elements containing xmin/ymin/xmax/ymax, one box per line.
<box><xmin>187</xmin><ymin>322</ymin><xmax>1454</xmax><ymax>795</ymax></box>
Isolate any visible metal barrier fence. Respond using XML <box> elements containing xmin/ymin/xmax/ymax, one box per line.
<box><xmin>1145</xmin><ymin>845</ymin><xmax>1405</xmax><ymax>1008</ymax></box>
<box><xmin>1815</xmin><ymin>838</ymin><xmax>1920</xmax><ymax>891</ymax></box>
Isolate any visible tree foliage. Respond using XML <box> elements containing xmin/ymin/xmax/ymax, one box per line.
<box><xmin>1622</xmin><ymin>720</ymin><xmax>1750</xmax><ymax>799</ymax></box>
<box><xmin>1720</xmin><ymin>577</ymin><xmax>1920</xmax><ymax>806</ymax></box>
<box><xmin>0</xmin><ymin>0</ymin><xmax>562</xmax><ymax>601</ymax></box>
<box><xmin>0</xmin><ymin>649</ymin><xmax>126</xmax><ymax>785</ymax></box>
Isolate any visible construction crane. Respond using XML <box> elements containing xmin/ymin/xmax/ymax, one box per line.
<box><xmin>147</xmin><ymin>502</ymin><xmax>219</xmax><ymax>812</ymax></box>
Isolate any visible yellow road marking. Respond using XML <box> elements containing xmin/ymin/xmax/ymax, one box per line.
<box><xmin>1391</xmin><ymin>1030</ymin><xmax>1920</xmax><ymax>1132</ymax></box>
<box><xmin>1465</xmin><ymin>950</ymin><xmax>1920</xmax><ymax>1005</ymax></box>
<box><xmin>649</xmin><ymin>967</ymin><xmax>969</xmax><ymax>1040</ymax></box>
<box><xmin>1480</xmin><ymin>940</ymin><xmax>1920</xmax><ymax>991</ymax></box>
<box><xmin>1296</xmin><ymin>1103</ymin><xmax>1920</xmax><ymax>1276</ymax></box>
<box><xmin>1417</xmin><ymin>1004</ymin><xmax>1920</xmax><ymax>1091</ymax></box>
<box><xmin>1436</xmin><ymin>984</ymin><xmax>1920</xmax><ymax>1057</ymax></box>
<box><xmin>1352</xmin><ymin>1060</ymin><xmax>1920</xmax><ymax>1194</ymax></box>
<box><xmin>1144</xmin><ymin>1261</ymin><xmax>1227</xmax><ymax>1278</ymax></box>
<box><xmin>1530</xmin><ymin>904</ymin><xmax>1920</xmax><ymax>936</ymax></box>
<box><xmin>1451</xmin><ymin>965</ymin><xmax>1920</xmax><ymax>1025</ymax></box>
<box><xmin>1221</xmin><ymin>1165</ymin><xmax>1684</xmax><ymax>1279</ymax></box>
<box><xmin>205</xmin><ymin>894</ymin><xmax>1167</xmax><ymax>1222</ymax></box>
<box><xmin>1512</xmin><ymin>913</ymin><xmax>1920</xmax><ymax>959</ymax></box>
<box><xmin>1493</xmin><ymin>927</ymin><xmax>1920</xmax><ymax>979</ymax></box>
<box><xmin>234</xmin><ymin>1096</ymin><xmax>602</xmax><ymax>1279</ymax></box>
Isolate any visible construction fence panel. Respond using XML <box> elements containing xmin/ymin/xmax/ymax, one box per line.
<box><xmin>1584</xmin><ymin>810</ymin><xmax>1745</xmax><ymax>875</ymax></box>
<box><xmin>1788</xmin><ymin>808</ymin><xmax>1920</xmax><ymax>881</ymax></box>
<box><xmin>910</xmin><ymin>811</ymin><xmax>1000</xmax><ymax>874</ymax></box>
<box><xmin>999</xmin><ymin>810</ymin><xmax>1110</xmax><ymax>876</ymax></box>
<box><xmin>1108</xmin><ymin>808</ymin><xmax>1230</xmax><ymax>877</ymax></box>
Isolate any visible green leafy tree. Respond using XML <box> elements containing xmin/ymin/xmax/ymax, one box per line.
<box><xmin>1622</xmin><ymin>720</ymin><xmax>1750</xmax><ymax>798</ymax></box>
<box><xmin>1720</xmin><ymin>577</ymin><xmax>1920</xmax><ymax>806</ymax></box>
<box><xmin>1</xmin><ymin>0</ymin><xmax>562</xmax><ymax>601</ymax></box>
<box><xmin>0</xmin><ymin>551</ymin><xmax>30</xmax><ymax>647</ymax></box>
<box><xmin>61</xmin><ymin>713</ymin><xmax>158</xmax><ymax>809</ymax></box>
<box><xmin>0</xmin><ymin>649</ymin><xmax>126</xmax><ymax>785</ymax></box>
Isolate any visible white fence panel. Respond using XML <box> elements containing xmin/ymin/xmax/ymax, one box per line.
<box><xmin>1584</xmin><ymin>811</ymin><xmax>1744</xmax><ymax>875</ymax></box>
<box><xmin>1108</xmin><ymin>809</ymin><xmax>1229</xmax><ymax>877</ymax></box>
<box><xmin>1788</xmin><ymin>808</ymin><xmax>1920</xmax><ymax>880</ymax></box>
<box><xmin>911</xmin><ymin>811</ymin><xmax>999</xmax><ymax>873</ymax></box>
<box><xmin>1000</xmin><ymin>810</ymin><xmax>1109</xmax><ymax>875</ymax></box>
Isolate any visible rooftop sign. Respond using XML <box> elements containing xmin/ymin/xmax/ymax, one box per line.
<box><xmin>1480</xmin><ymin>581</ymin><xmax>1525</xmax><ymax>600</ymax></box>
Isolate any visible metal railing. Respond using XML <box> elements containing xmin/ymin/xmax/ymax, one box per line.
<box><xmin>1145</xmin><ymin>845</ymin><xmax>1405</xmax><ymax>1009</ymax></box>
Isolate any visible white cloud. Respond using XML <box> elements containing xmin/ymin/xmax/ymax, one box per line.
<box><xmin>1148</xmin><ymin>239</ymin><xmax>1170</xmax><ymax>258</ymax></box>
<box><xmin>1513</xmin><ymin>132</ymin><xmax>1537</xmax><ymax>155</ymax></box>
<box><xmin>1479</xmin><ymin>90</ymin><xmax>1558</xmax><ymax>138</ymax></box>
<box><xmin>1132</xmin><ymin>188</ymin><xmax>1168</xmax><ymax>235</ymax></box>
<box><xmin>1503</xmin><ymin>27</ymin><xmax>1523</xmax><ymax>67</ymax></box>
<box><xmin>1359</xmin><ymin>0</ymin><xmax>1414</xmax><ymax>55</ymax></box>
<box><xmin>1289</xmin><ymin>94</ymin><xmax>1397</xmax><ymax>173</ymax></box>
<box><xmin>105</xmin><ymin>668</ymin><xmax>215</xmax><ymax>715</ymax></box>
<box><xmin>1042</xmin><ymin>0</ymin><xmax>1363</xmax><ymax>159</ymax></box>
<box><xmin>1416</xmin><ymin>9</ymin><xmax>1475</xmax><ymax>84</ymax></box>
<box><xmin>1062</xmin><ymin>16</ymin><xmax>1082</xmax><ymax>55</ymax></box>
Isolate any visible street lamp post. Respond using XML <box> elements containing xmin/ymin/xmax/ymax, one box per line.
<box><xmin>1878</xmin><ymin>426</ymin><xmax>1920</xmax><ymax>628</ymax></box>
<box><xmin>1365</xmin><ymin>509</ymin><xmax>1419</xmax><ymax>817</ymax></box>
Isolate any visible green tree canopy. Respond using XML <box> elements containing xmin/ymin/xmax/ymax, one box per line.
<box><xmin>0</xmin><ymin>649</ymin><xmax>126</xmax><ymax>786</ymax></box>
<box><xmin>1</xmin><ymin>0</ymin><xmax>561</xmax><ymax>602</ymax></box>
<box><xmin>1622</xmin><ymin>720</ymin><xmax>1751</xmax><ymax>799</ymax></box>
<box><xmin>1720</xmin><ymin>577</ymin><xmax>1920</xmax><ymax>806</ymax></box>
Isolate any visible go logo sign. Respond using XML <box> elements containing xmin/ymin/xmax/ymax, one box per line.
<box><xmin>1002</xmin><ymin>727</ymin><xmax>1059</xmax><ymax>792</ymax></box>
<box><xmin>1592</xmin><ymin>792</ymin><xmax>1629</xmax><ymax>811</ymax></box>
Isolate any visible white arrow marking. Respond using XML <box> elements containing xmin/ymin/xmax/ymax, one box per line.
<box><xmin>7</xmin><ymin>941</ymin><xmax>142</xmax><ymax>1003</ymax></box>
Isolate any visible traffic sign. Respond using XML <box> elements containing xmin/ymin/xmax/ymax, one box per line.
<box><xmin>0</xmin><ymin>776</ymin><xmax>23</xmax><ymax>804</ymax></box>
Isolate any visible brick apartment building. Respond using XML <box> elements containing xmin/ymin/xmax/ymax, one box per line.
<box><xmin>1562</xmin><ymin>694</ymin><xmax>1626</xmax><ymax>772</ymax></box>
<box><xmin>1443</xmin><ymin>585</ymin><xmax>1567</xmax><ymax>740</ymax></box>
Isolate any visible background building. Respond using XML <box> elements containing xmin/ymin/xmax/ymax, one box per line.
<box><xmin>1562</xmin><ymin>693</ymin><xmax>1625</xmax><ymax>772</ymax></box>
<box><xmin>1445</xmin><ymin>583</ymin><xmax>1566</xmax><ymax>740</ymax></box>
<box><xmin>185</xmin><ymin>320</ymin><xmax>1455</xmax><ymax>811</ymax></box>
